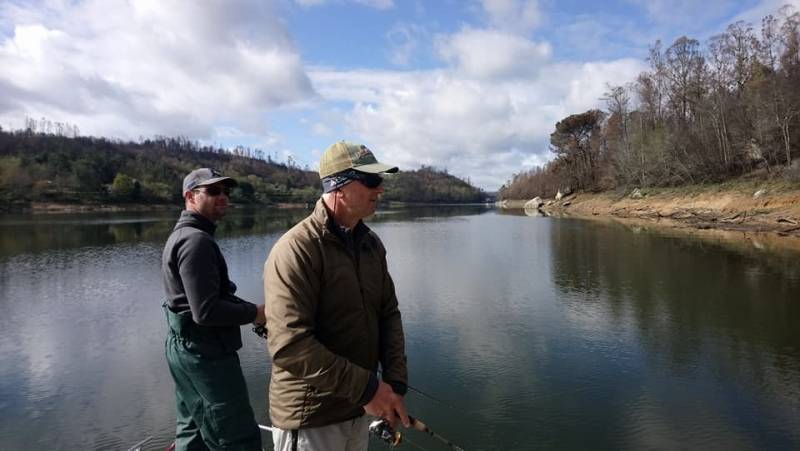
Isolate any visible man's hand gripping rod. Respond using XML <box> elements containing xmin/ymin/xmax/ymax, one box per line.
<box><xmin>252</xmin><ymin>329</ymin><xmax>462</xmax><ymax>449</ymax></box>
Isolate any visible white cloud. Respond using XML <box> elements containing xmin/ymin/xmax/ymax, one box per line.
<box><xmin>521</xmin><ymin>150</ymin><xmax>553</xmax><ymax>169</ymax></box>
<box><xmin>0</xmin><ymin>0</ymin><xmax>315</xmax><ymax>140</ymax></box>
<box><xmin>731</xmin><ymin>0</ymin><xmax>800</xmax><ymax>26</ymax></box>
<box><xmin>435</xmin><ymin>28</ymin><xmax>552</xmax><ymax>79</ymax></box>
<box><xmin>311</xmin><ymin>57</ymin><xmax>644</xmax><ymax>190</ymax></box>
<box><xmin>386</xmin><ymin>22</ymin><xmax>425</xmax><ymax>66</ymax></box>
<box><xmin>553</xmin><ymin>15</ymin><xmax>654</xmax><ymax>60</ymax></box>
<box><xmin>311</xmin><ymin>122</ymin><xmax>333</xmax><ymax>136</ymax></box>
<box><xmin>293</xmin><ymin>0</ymin><xmax>394</xmax><ymax>9</ymax></box>
<box><xmin>294</xmin><ymin>0</ymin><xmax>327</xmax><ymax>6</ymax></box>
<box><xmin>353</xmin><ymin>0</ymin><xmax>394</xmax><ymax>9</ymax></box>
<box><xmin>0</xmin><ymin>0</ymin><xmax>654</xmax><ymax>191</ymax></box>
<box><xmin>626</xmin><ymin>0</ymin><xmax>733</xmax><ymax>25</ymax></box>
<box><xmin>480</xmin><ymin>0</ymin><xmax>541</xmax><ymax>35</ymax></box>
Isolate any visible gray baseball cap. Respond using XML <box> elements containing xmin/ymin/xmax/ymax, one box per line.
<box><xmin>182</xmin><ymin>168</ymin><xmax>238</xmax><ymax>195</ymax></box>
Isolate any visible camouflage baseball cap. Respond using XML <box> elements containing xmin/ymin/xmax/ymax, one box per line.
<box><xmin>182</xmin><ymin>168</ymin><xmax>237</xmax><ymax>195</ymax></box>
<box><xmin>318</xmin><ymin>141</ymin><xmax>398</xmax><ymax>179</ymax></box>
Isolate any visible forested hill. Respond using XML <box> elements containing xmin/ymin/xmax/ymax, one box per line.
<box><xmin>0</xmin><ymin>129</ymin><xmax>484</xmax><ymax>208</ymax></box>
<box><xmin>382</xmin><ymin>165</ymin><xmax>485</xmax><ymax>203</ymax></box>
<box><xmin>499</xmin><ymin>8</ymin><xmax>800</xmax><ymax>200</ymax></box>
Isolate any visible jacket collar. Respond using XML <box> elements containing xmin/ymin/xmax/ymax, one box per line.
<box><xmin>312</xmin><ymin>198</ymin><xmax>369</xmax><ymax>244</ymax></box>
<box><xmin>175</xmin><ymin>210</ymin><xmax>217</xmax><ymax>235</ymax></box>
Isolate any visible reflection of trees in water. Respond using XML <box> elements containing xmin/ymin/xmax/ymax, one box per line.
<box><xmin>0</xmin><ymin>209</ymin><xmax>310</xmax><ymax>258</ymax></box>
<box><xmin>374</xmin><ymin>205</ymin><xmax>493</xmax><ymax>222</ymax></box>
<box><xmin>0</xmin><ymin>206</ymin><xmax>493</xmax><ymax>258</ymax></box>
<box><xmin>549</xmin><ymin>218</ymin><xmax>800</xmax><ymax>391</ymax></box>
<box><xmin>216</xmin><ymin>208</ymin><xmax>310</xmax><ymax>237</ymax></box>
<box><xmin>0</xmin><ymin>221</ymin><xmax>121</xmax><ymax>257</ymax></box>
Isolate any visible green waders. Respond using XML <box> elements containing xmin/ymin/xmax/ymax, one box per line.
<box><xmin>164</xmin><ymin>305</ymin><xmax>262</xmax><ymax>451</ymax></box>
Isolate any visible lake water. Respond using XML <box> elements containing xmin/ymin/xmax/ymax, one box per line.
<box><xmin>1</xmin><ymin>206</ymin><xmax>799</xmax><ymax>450</ymax></box>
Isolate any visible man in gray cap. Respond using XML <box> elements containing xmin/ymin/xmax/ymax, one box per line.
<box><xmin>162</xmin><ymin>168</ymin><xmax>265</xmax><ymax>451</ymax></box>
<box><xmin>264</xmin><ymin>142</ymin><xmax>409</xmax><ymax>451</ymax></box>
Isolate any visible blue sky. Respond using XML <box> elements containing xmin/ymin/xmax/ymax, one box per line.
<box><xmin>0</xmin><ymin>0</ymin><xmax>796</xmax><ymax>189</ymax></box>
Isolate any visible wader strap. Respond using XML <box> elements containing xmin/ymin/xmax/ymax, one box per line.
<box><xmin>163</xmin><ymin>302</ymin><xmax>187</xmax><ymax>338</ymax></box>
<box><xmin>291</xmin><ymin>430</ymin><xmax>298</xmax><ymax>451</ymax></box>
<box><xmin>162</xmin><ymin>302</ymin><xmax>177</xmax><ymax>336</ymax></box>
<box><xmin>163</xmin><ymin>303</ymin><xmax>216</xmax><ymax>344</ymax></box>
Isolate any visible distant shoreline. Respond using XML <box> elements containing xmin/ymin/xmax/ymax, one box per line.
<box><xmin>5</xmin><ymin>202</ymin><xmax>311</xmax><ymax>214</ymax></box>
<box><xmin>5</xmin><ymin>200</ymin><xmax>492</xmax><ymax>215</ymax></box>
<box><xmin>500</xmin><ymin>180</ymin><xmax>800</xmax><ymax>237</ymax></box>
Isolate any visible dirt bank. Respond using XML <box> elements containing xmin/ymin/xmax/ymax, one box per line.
<box><xmin>504</xmin><ymin>180</ymin><xmax>800</xmax><ymax>237</ymax></box>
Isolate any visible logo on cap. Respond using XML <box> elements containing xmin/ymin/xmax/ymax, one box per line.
<box><xmin>354</xmin><ymin>145</ymin><xmax>372</xmax><ymax>160</ymax></box>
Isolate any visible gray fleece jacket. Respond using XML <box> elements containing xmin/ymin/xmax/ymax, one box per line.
<box><xmin>162</xmin><ymin>210</ymin><xmax>257</xmax><ymax>350</ymax></box>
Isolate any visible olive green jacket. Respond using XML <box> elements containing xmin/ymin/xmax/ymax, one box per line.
<box><xmin>264</xmin><ymin>199</ymin><xmax>407</xmax><ymax>429</ymax></box>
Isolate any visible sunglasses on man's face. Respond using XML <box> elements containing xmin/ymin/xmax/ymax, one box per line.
<box><xmin>351</xmin><ymin>173</ymin><xmax>383</xmax><ymax>189</ymax></box>
<box><xmin>194</xmin><ymin>185</ymin><xmax>231</xmax><ymax>196</ymax></box>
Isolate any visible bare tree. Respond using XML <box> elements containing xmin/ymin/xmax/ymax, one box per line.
<box><xmin>664</xmin><ymin>37</ymin><xmax>706</xmax><ymax>122</ymax></box>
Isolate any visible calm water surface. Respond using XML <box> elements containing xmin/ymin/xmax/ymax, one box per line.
<box><xmin>0</xmin><ymin>206</ymin><xmax>798</xmax><ymax>450</ymax></box>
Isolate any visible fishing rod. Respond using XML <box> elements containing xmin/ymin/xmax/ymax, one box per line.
<box><xmin>408</xmin><ymin>416</ymin><xmax>465</xmax><ymax>451</ymax></box>
<box><xmin>252</xmin><ymin>323</ymin><xmax>267</xmax><ymax>338</ymax></box>
<box><xmin>126</xmin><ymin>436</ymin><xmax>152</xmax><ymax>451</ymax></box>
<box><xmin>369</xmin><ymin>416</ymin><xmax>466</xmax><ymax>451</ymax></box>
<box><xmin>259</xmin><ymin>417</ymin><xmax>463</xmax><ymax>450</ymax></box>
<box><xmin>376</xmin><ymin>371</ymin><xmax>464</xmax><ymax>412</ymax></box>
<box><xmin>252</xmin><ymin>328</ymin><xmax>465</xmax><ymax>449</ymax></box>
<box><xmin>254</xmin><ymin>326</ymin><xmax>462</xmax><ymax>412</ymax></box>
<box><xmin>254</xmin><ymin>328</ymin><xmax>466</xmax><ymax>404</ymax></box>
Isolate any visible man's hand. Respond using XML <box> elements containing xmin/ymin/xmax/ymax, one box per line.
<box><xmin>255</xmin><ymin>304</ymin><xmax>266</xmax><ymax>325</ymax></box>
<box><xmin>364</xmin><ymin>381</ymin><xmax>410</xmax><ymax>429</ymax></box>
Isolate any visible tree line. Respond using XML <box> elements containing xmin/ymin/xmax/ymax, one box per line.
<box><xmin>0</xmin><ymin>128</ymin><xmax>484</xmax><ymax>208</ymax></box>
<box><xmin>382</xmin><ymin>165</ymin><xmax>485</xmax><ymax>203</ymax></box>
<box><xmin>500</xmin><ymin>6</ymin><xmax>800</xmax><ymax>200</ymax></box>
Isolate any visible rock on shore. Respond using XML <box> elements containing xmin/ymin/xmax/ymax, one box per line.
<box><xmin>501</xmin><ymin>181</ymin><xmax>800</xmax><ymax>236</ymax></box>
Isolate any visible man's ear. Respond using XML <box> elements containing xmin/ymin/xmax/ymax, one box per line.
<box><xmin>184</xmin><ymin>190</ymin><xmax>194</xmax><ymax>205</ymax></box>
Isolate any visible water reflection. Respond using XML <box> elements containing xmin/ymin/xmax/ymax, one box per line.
<box><xmin>0</xmin><ymin>205</ymin><xmax>493</xmax><ymax>259</ymax></box>
<box><xmin>550</xmin><ymin>219</ymin><xmax>800</xmax><ymax>449</ymax></box>
<box><xmin>0</xmin><ymin>209</ymin><xmax>314</xmax><ymax>258</ymax></box>
<box><xmin>0</xmin><ymin>208</ymin><xmax>798</xmax><ymax>450</ymax></box>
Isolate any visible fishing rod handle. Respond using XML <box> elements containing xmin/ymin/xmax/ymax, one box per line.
<box><xmin>408</xmin><ymin>415</ymin><xmax>429</xmax><ymax>432</ymax></box>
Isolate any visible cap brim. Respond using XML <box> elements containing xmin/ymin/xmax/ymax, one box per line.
<box><xmin>353</xmin><ymin>163</ymin><xmax>398</xmax><ymax>174</ymax></box>
<box><xmin>197</xmin><ymin>176</ymin><xmax>238</xmax><ymax>188</ymax></box>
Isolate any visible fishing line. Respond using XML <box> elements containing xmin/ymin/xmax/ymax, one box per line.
<box><xmin>403</xmin><ymin>435</ymin><xmax>433</xmax><ymax>451</ymax></box>
<box><xmin>405</xmin><ymin>383</ymin><xmax>464</xmax><ymax>412</ymax></box>
<box><xmin>376</xmin><ymin>370</ymin><xmax>469</xmax><ymax>414</ymax></box>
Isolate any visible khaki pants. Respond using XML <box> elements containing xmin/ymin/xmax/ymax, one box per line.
<box><xmin>271</xmin><ymin>416</ymin><xmax>369</xmax><ymax>451</ymax></box>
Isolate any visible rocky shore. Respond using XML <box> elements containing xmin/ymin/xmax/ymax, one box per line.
<box><xmin>499</xmin><ymin>180</ymin><xmax>800</xmax><ymax>237</ymax></box>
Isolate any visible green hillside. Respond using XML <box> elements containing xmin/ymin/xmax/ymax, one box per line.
<box><xmin>0</xmin><ymin>129</ymin><xmax>483</xmax><ymax>209</ymax></box>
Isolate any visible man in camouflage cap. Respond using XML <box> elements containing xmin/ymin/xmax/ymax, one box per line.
<box><xmin>264</xmin><ymin>141</ymin><xmax>408</xmax><ymax>451</ymax></box>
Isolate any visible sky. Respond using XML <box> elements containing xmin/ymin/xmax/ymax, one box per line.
<box><xmin>1</xmin><ymin>0</ymin><xmax>797</xmax><ymax>190</ymax></box>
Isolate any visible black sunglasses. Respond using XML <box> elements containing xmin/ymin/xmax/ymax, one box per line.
<box><xmin>348</xmin><ymin>172</ymin><xmax>383</xmax><ymax>189</ymax></box>
<box><xmin>194</xmin><ymin>185</ymin><xmax>231</xmax><ymax>196</ymax></box>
